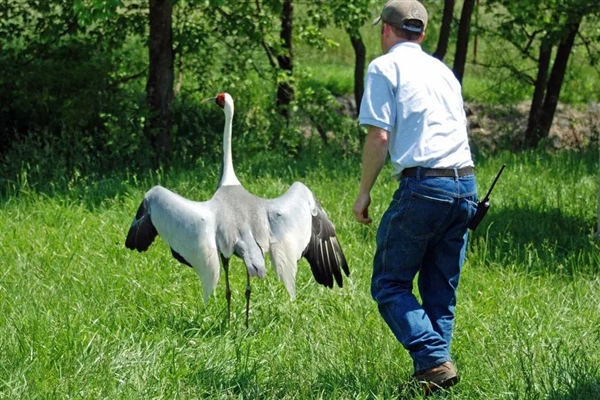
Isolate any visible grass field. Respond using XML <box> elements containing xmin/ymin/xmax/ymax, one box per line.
<box><xmin>1</xmin><ymin>149</ymin><xmax>600</xmax><ymax>399</ymax></box>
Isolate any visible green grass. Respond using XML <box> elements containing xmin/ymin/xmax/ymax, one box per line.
<box><xmin>300</xmin><ymin>63</ymin><xmax>355</xmax><ymax>97</ymax></box>
<box><xmin>1</xmin><ymin>149</ymin><xmax>600</xmax><ymax>399</ymax></box>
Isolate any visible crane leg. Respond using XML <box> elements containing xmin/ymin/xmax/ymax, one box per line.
<box><xmin>245</xmin><ymin>271</ymin><xmax>251</xmax><ymax>328</ymax></box>
<box><xmin>222</xmin><ymin>256</ymin><xmax>231</xmax><ymax>321</ymax></box>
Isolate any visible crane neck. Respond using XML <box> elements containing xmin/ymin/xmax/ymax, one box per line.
<box><xmin>219</xmin><ymin>102</ymin><xmax>241</xmax><ymax>187</ymax></box>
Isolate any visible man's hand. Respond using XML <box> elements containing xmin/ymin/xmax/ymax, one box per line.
<box><xmin>353</xmin><ymin>193</ymin><xmax>372</xmax><ymax>225</ymax></box>
<box><xmin>353</xmin><ymin>126</ymin><xmax>388</xmax><ymax>226</ymax></box>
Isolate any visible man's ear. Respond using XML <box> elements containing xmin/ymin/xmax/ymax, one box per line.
<box><xmin>382</xmin><ymin>23</ymin><xmax>392</xmax><ymax>38</ymax></box>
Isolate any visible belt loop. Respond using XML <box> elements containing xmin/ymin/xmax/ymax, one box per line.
<box><xmin>453</xmin><ymin>167</ymin><xmax>458</xmax><ymax>181</ymax></box>
<box><xmin>417</xmin><ymin>167</ymin><xmax>421</xmax><ymax>180</ymax></box>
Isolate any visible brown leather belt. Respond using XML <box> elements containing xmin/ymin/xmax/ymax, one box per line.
<box><xmin>401</xmin><ymin>166</ymin><xmax>475</xmax><ymax>178</ymax></box>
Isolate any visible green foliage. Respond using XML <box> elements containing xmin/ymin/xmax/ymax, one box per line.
<box><xmin>474</xmin><ymin>0</ymin><xmax>600</xmax><ymax>105</ymax></box>
<box><xmin>292</xmin><ymin>70</ymin><xmax>361</xmax><ymax>153</ymax></box>
<box><xmin>2</xmin><ymin>0</ymin><xmax>600</xmax><ymax>187</ymax></box>
<box><xmin>0</xmin><ymin>0</ymin><xmax>149</xmax><ymax>181</ymax></box>
<box><xmin>462</xmin><ymin>65</ymin><xmax>533</xmax><ymax>104</ymax></box>
<box><xmin>0</xmin><ymin>37</ymin><xmax>151</xmax><ymax>178</ymax></box>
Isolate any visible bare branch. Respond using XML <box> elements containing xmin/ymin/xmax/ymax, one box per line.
<box><xmin>110</xmin><ymin>70</ymin><xmax>148</xmax><ymax>87</ymax></box>
<box><xmin>253</xmin><ymin>0</ymin><xmax>278</xmax><ymax>69</ymax></box>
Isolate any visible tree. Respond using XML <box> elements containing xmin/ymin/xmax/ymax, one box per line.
<box><xmin>331</xmin><ymin>0</ymin><xmax>374</xmax><ymax>116</ymax></box>
<box><xmin>0</xmin><ymin>0</ymin><xmax>148</xmax><ymax>172</ymax></box>
<box><xmin>348</xmin><ymin>34</ymin><xmax>366</xmax><ymax>117</ymax></box>
<box><xmin>486</xmin><ymin>0</ymin><xmax>600</xmax><ymax>148</ymax></box>
<box><xmin>206</xmin><ymin>0</ymin><xmax>296</xmax><ymax>123</ymax></box>
<box><xmin>275</xmin><ymin>0</ymin><xmax>294</xmax><ymax>122</ymax></box>
<box><xmin>146</xmin><ymin>0</ymin><xmax>174</xmax><ymax>167</ymax></box>
<box><xmin>453</xmin><ymin>0</ymin><xmax>476</xmax><ymax>83</ymax></box>
<box><xmin>433</xmin><ymin>0</ymin><xmax>455</xmax><ymax>61</ymax></box>
<box><xmin>536</xmin><ymin>17</ymin><xmax>581</xmax><ymax>142</ymax></box>
<box><xmin>317</xmin><ymin>0</ymin><xmax>375</xmax><ymax>116</ymax></box>
<box><xmin>525</xmin><ymin>37</ymin><xmax>552</xmax><ymax>148</ymax></box>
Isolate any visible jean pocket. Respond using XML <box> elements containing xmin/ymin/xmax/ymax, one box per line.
<box><xmin>397</xmin><ymin>191</ymin><xmax>454</xmax><ymax>240</ymax></box>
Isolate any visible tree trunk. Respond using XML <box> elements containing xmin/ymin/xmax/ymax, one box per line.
<box><xmin>348</xmin><ymin>30</ymin><xmax>366</xmax><ymax>118</ymax></box>
<box><xmin>524</xmin><ymin>37</ymin><xmax>552</xmax><ymax>148</ymax></box>
<box><xmin>276</xmin><ymin>0</ymin><xmax>294</xmax><ymax>122</ymax></box>
<box><xmin>537</xmin><ymin>18</ymin><xmax>581</xmax><ymax>143</ymax></box>
<box><xmin>597</xmin><ymin>147</ymin><xmax>600</xmax><ymax>236</ymax></box>
<box><xmin>453</xmin><ymin>0</ymin><xmax>475</xmax><ymax>83</ymax></box>
<box><xmin>433</xmin><ymin>0</ymin><xmax>454</xmax><ymax>61</ymax></box>
<box><xmin>146</xmin><ymin>0</ymin><xmax>174</xmax><ymax>167</ymax></box>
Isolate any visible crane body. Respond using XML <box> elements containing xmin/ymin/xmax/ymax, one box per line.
<box><xmin>125</xmin><ymin>93</ymin><xmax>349</xmax><ymax>326</ymax></box>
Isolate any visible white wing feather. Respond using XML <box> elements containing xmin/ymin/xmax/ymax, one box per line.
<box><xmin>267</xmin><ymin>182</ymin><xmax>314</xmax><ymax>298</ymax></box>
<box><xmin>146</xmin><ymin>186</ymin><xmax>221</xmax><ymax>304</ymax></box>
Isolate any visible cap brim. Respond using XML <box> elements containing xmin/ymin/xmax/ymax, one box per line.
<box><xmin>372</xmin><ymin>16</ymin><xmax>382</xmax><ymax>25</ymax></box>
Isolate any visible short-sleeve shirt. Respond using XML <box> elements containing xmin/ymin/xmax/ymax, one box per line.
<box><xmin>359</xmin><ymin>42</ymin><xmax>474</xmax><ymax>179</ymax></box>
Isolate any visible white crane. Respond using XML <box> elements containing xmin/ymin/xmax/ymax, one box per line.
<box><xmin>125</xmin><ymin>92</ymin><xmax>349</xmax><ymax>327</ymax></box>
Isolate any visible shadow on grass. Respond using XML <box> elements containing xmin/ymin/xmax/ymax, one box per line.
<box><xmin>1</xmin><ymin>143</ymin><xmax>359</xmax><ymax>211</ymax></box>
<box><xmin>546</xmin><ymin>380</ymin><xmax>600</xmax><ymax>399</ymax></box>
<box><xmin>470</xmin><ymin>205</ymin><xmax>599</xmax><ymax>275</ymax></box>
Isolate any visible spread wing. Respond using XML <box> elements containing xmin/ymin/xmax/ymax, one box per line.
<box><xmin>125</xmin><ymin>186</ymin><xmax>221</xmax><ymax>304</ymax></box>
<box><xmin>267</xmin><ymin>182</ymin><xmax>349</xmax><ymax>299</ymax></box>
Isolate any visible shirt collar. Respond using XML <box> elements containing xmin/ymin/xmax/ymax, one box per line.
<box><xmin>388</xmin><ymin>41</ymin><xmax>422</xmax><ymax>54</ymax></box>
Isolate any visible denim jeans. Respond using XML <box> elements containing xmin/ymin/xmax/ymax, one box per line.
<box><xmin>371</xmin><ymin>169</ymin><xmax>478</xmax><ymax>373</ymax></box>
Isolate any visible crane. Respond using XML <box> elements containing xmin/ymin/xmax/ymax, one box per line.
<box><xmin>125</xmin><ymin>92</ymin><xmax>349</xmax><ymax>327</ymax></box>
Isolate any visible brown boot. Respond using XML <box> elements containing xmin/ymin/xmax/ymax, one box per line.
<box><xmin>414</xmin><ymin>361</ymin><xmax>459</xmax><ymax>395</ymax></box>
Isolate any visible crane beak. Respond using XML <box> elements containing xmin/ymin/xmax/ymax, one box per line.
<box><xmin>201</xmin><ymin>97</ymin><xmax>217</xmax><ymax>104</ymax></box>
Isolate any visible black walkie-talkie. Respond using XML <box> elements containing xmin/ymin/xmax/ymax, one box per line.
<box><xmin>469</xmin><ymin>164</ymin><xmax>505</xmax><ymax>230</ymax></box>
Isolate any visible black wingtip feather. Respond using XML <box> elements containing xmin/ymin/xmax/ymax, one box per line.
<box><xmin>330</xmin><ymin>242</ymin><xmax>344</xmax><ymax>287</ymax></box>
<box><xmin>324</xmin><ymin>239</ymin><xmax>337</xmax><ymax>288</ymax></box>
<box><xmin>125</xmin><ymin>199</ymin><xmax>158</xmax><ymax>252</ymax></box>
<box><xmin>334</xmin><ymin>238</ymin><xmax>350</xmax><ymax>277</ymax></box>
<box><xmin>303</xmin><ymin>206</ymin><xmax>350</xmax><ymax>290</ymax></box>
<box><xmin>171</xmin><ymin>248</ymin><xmax>193</xmax><ymax>268</ymax></box>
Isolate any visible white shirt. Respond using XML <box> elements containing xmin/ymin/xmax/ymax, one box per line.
<box><xmin>359</xmin><ymin>42</ymin><xmax>474</xmax><ymax>179</ymax></box>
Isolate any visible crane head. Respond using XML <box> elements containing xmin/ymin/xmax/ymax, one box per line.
<box><xmin>215</xmin><ymin>93</ymin><xmax>227</xmax><ymax>108</ymax></box>
<box><xmin>201</xmin><ymin>93</ymin><xmax>232</xmax><ymax>110</ymax></box>
<box><xmin>214</xmin><ymin>93</ymin><xmax>234</xmax><ymax>118</ymax></box>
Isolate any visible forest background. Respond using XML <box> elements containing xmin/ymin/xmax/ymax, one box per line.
<box><xmin>1</xmin><ymin>0</ymin><xmax>600</xmax><ymax>186</ymax></box>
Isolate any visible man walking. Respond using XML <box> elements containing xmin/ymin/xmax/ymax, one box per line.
<box><xmin>352</xmin><ymin>0</ymin><xmax>478</xmax><ymax>394</ymax></box>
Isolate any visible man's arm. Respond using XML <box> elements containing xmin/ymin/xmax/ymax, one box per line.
<box><xmin>353</xmin><ymin>126</ymin><xmax>390</xmax><ymax>225</ymax></box>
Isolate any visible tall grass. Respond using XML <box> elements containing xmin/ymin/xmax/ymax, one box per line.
<box><xmin>1</xmin><ymin>149</ymin><xmax>600</xmax><ymax>399</ymax></box>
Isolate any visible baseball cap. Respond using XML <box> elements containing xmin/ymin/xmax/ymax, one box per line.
<box><xmin>373</xmin><ymin>0</ymin><xmax>428</xmax><ymax>34</ymax></box>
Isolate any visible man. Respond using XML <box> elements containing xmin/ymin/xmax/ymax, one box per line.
<box><xmin>352</xmin><ymin>0</ymin><xmax>478</xmax><ymax>395</ymax></box>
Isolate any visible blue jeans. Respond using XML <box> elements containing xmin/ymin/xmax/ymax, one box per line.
<box><xmin>371</xmin><ymin>170</ymin><xmax>477</xmax><ymax>373</ymax></box>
